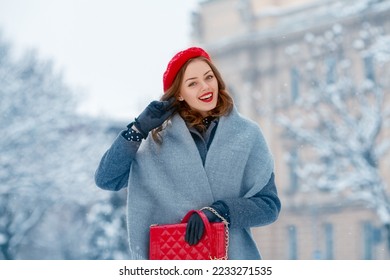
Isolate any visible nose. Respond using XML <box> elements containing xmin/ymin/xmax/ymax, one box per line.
<box><xmin>200</xmin><ymin>80</ymin><xmax>210</xmax><ymax>91</ymax></box>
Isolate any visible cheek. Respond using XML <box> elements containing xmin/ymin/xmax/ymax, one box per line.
<box><xmin>211</xmin><ymin>80</ymin><xmax>219</xmax><ymax>91</ymax></box>
<box><xmin>181</xmin><ymin>88</ymin><xmax>197</xmax><ymax>101</ymax></box>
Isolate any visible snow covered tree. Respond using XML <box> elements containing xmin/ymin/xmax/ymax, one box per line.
<box><xmin>276</xmin><ymin>22</ymin><xmax>390</xmax><ymax>250</ymax></box>
<box><xmin>83</xmin><ymin>191</ymin><xmax>129</xmax><ymax>260</ymax></box>
<box><xmin>0</xmin><ymin>35</ymin><xmax>129</xmax><ymax>259</ymax></box>
<box><xmin>0</xmin><ymin>39</ymin><xmax>77</xmax><ymax>258</ymax></box>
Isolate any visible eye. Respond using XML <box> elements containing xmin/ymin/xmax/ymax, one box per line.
<box><xmin>206</xmin><ymin>74</ymin><xmax>214</xmax><ymax>80</ymax></box>
<box><xmin>188</xmin><ymin>81</ymin><xmax>196</xmax><ymax>87</ymax></box>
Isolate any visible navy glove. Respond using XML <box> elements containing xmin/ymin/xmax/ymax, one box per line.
<box><xmin>185</xmin><ymin>201</ymin><xmax>230</xmax><ymax>246</ymax></box>
<box><xmin>133</xmin><ymin>98</ymin><xmax>176</xmax><ymax>139</ymax></box>
<box><xmin>185</xmin><ymin>209</ymin><xmax>218</xmax><ymax>246</ymax></box>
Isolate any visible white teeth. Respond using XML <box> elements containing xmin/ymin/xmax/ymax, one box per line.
<box><xmin>199</xmin><ymin>93</ymin><xmax>212</xmax><ymax>100</ymax></box>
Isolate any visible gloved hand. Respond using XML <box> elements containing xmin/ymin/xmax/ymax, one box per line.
<box><xmin>185</xmin><ymin>209</ymin><xmax>218</xmax><ymax>246</ymax></box>
<box><xmin>133</xmin><ymin>98</ymin><xmax>176</xmax><ymax>139</ymax></box>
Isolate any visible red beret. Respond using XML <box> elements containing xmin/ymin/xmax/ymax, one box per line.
<box><xmin>163</xmin><ymin>47</ymin><xmax>211</xmax><ymax>92</ymax></box>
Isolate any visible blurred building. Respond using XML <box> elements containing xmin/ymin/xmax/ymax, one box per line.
<box><xmin>191</xmin><ymin>0</ymin><xmax>390</xmax><ymax>259</ymax></box>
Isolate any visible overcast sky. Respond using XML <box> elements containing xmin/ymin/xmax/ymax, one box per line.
<box><xmin>0</xmin><ymin>0</ymin><xmax>199</xmax><ymax>120</ymax></box>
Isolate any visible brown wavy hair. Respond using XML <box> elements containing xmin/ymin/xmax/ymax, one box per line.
<box><xmin>152</xmin><ymin>57</ymin><xmax>234</xmax><ymax>143</ymax></box>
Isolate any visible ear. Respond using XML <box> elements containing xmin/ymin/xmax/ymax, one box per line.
<box><xmin>178</xmin><ymin>96</ymin><xmax>184</xmax><ymax>101</ymax></box>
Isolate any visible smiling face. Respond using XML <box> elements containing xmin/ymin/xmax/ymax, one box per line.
<box><xmin>179</xmin><ymin>58</ymin><xmax>219</xmax><ymax>117</ymax></box>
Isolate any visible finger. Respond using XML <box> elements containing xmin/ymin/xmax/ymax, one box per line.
<box><xmin>193</xmin><ymin>218</ymin><xmax>203</xmax><ymax>245</ymax></box>
<box><xmin>166</xmin><ymin>96</ymin><xmax>176</xmax><ymax>106</ymax></box>
<box><xmin>197</xmin><ymin>220</ymin><xmax>204</xmax><ymax>242</ymax></box>
<box><xmin>162</xmin><ymin>98</ymin><xmax>177</xmax><ymax>112</ymax></box>
<box><xmin>146</xmin><ymin>101</ymin><xmax>162</xmax><ymax>117</ymax></box>
<box><xmin>192</xmin><ymin>218</ymin><xmax>199</xmax><ymax>245</ymax></box>
<box><xmin>186</xmin><ymin>216</ymin><xmax>196</xmax><ymax>245</ymax></box>
<box><xmin>190</xmin><ymin>222</ymin><xmax>197</xmax><ymax>245</ymax></box>
<box><xmin>192</xmin><ymin>214</ymin><xmax>204</xmax><ymax>245</ymax></box>
<box><xmin>185</xmin><ymin>221</ymin><xmax>192</xmax><ymax>244</ymax></box>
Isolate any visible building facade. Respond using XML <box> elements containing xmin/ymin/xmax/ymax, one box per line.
<box><xmin>191</xmin><ymin>0</ymin><xmax>390</xmax><ymax>259</ymax></box>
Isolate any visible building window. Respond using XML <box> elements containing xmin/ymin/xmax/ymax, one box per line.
<box><xmin>290</xmin><ymin>67</ymin><xmax>299</xmax><ymax>101</ymax></box>
<box><xmin>324</xmin><ymin>223</ymin><xmax>334</xmax><ymax>259</ymax></box>
<box><xmin>363</xmin><ymin>55</ymin><xmax>375</xmax><ymax>82</ymax></box>
<box><xmin>288</xmin><ymin>148</ymin><xmax>299</xmax><ymax>193</ymax></box>
<box><xmin>326</xmin><ymin>56</ymin><xmax>337</xmax><ymax>84</ymax></box>
<box><xmin>288</xmin><ymin>225</ymin><xmax>298</xmax><ymax>259</ymax></box>
<box><xmin>363</xmin><ymin>221</ymin><xmax>374</xmax><ymax>260</ymax></box>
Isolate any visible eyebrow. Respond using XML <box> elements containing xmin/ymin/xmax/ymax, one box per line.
<box><xmin>184</xmin><ymin>70</ymin><xmax>213</xmax><ymax>83</ymax></box>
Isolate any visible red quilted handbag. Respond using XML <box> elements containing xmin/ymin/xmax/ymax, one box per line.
<box><xmin>149</xmin><ymin>208</ymin><xmax>229</xmax><ymax>260</ymax></box>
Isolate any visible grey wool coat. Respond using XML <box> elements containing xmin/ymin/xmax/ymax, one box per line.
<box><xmin>95</xmin><ymin>107</ymin><xmax>281</xmax><ymax>260</ymax></box>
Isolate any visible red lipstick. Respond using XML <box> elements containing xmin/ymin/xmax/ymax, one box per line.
<box><xmin>198</xmin><ymin>92</ymin><xmax>213</xmax><ymax>103</ymax></box>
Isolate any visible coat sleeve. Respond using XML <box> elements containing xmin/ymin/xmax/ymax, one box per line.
<box><xmin>222</xmin><ymin>172</ymin><xmax>281</xmax><ymax>229</ymax></box>
<box><xmin>94</xmin><ymin>132</ymin><xmax>141</xmax><ymax>191</ymax></box>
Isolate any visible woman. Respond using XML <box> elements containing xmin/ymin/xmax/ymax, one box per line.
<box><xmin>95</xmin><ymin>47</ymin><xmax>281</xmax><ymax>260</ymax></box>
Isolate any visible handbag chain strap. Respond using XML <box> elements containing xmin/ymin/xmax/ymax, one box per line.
<box><xmin>201</xmin><ymin>207</ymin><xmax>229</xmax><ymax>260</ymax></box>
